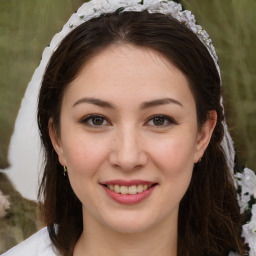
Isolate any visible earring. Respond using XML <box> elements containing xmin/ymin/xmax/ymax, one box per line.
<box><xmin>198</xmin><ymin>158</ymin><xmax>202</xmax><ymax>163</ymax></box>
<box><xmin>63</xmin><ymin>166</ymin><xmax>68</xmax><ymax>176</ymax></box>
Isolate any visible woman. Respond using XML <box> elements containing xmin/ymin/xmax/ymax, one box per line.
<box><xmin>2</xmin><ymin>0</ymin><xmax>255</xmax><ymax>255</ymax></box>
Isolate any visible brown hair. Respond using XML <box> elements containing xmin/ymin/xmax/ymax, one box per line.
<box><xmin>37</xmin><ymin>10</ymin><xmax>245</xmax><ymax>256</ymax></box>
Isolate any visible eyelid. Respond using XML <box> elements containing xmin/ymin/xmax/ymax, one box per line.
<box><xmin>79</xmin><ymin>114</ymin><xmax>178</xmax><ymax>128</ymax></box>
<box><xmin>145</xmin><ymin>114</ymin><xmax>178</xmax><ymax>127</ymax></box>
<box><xmin>80</xmin><ymin>114</ymin><xmax>111</xmax><ymax>127</ymax></box>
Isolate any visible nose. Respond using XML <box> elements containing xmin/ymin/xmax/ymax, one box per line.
<box><xmin>109</xmin><ymin>126</ymin><xmax>148</xmax><ymax>171</ymax></box>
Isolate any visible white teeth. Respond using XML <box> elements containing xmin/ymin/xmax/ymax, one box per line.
<box><xmin>128</xmin><ymin>185</ymin><xmax>137</xmax><ymax>195</ymax></box>
<box><xmin>120</xmin><ymin>186</ymin><xmax>128</xmax><ymax>194</ymax></box>
<box><xmin>107</xmin><ymin>184</ymin><xmax>153</xmax><ymax>195</ymax></box>
<box><xmin>114</xmin><ymin>184</ymin><xmax>120</xmax><ymax>193</ymax></box>
<box><xmin>137</xmin><ymin>184</ymin><xmax>143</xmax><ymax>193</ymax></box>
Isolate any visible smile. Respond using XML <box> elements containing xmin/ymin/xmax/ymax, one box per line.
<box><xmin>107</xmin><ymin>184</ymin><xmax>153</xmax><ymax>195</ymax></box>
<box><xmin>101</xmin><ymin>180</ymin><xmax>158</xmax><ymax>205</ymax></box>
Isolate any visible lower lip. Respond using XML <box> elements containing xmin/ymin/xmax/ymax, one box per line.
<box><xmin>102</xmin><ymin>185</ymin><xmax>156</xmax><ymax>205</ymax></box>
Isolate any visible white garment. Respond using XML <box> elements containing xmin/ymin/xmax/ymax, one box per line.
<box><xmin>1</xmin><ymin>228</ymin><xmax>58</xmax><ymax>256</ymax></box>
<box><xmin>1</xmin><ymin>227</ymin><xmax>241</xmax><ymax>256</ymax></box>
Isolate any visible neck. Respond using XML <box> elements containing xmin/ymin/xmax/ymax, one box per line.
<box><xmin>74</xmin><ymin>209</ymin><xmax>178</xmax><ymax>256</ymax></box>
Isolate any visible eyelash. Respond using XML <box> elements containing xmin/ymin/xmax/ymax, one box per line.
<box><xmin>80</xmin><ymin>114</ymin><xmax>177</xmax><ymax>128</ymax></box>
<box><xmin>146</xmin><ymin>114</ymin><xmax>178</xmax><ymax>127</ymax></box>
<box><xmin>81</xmin><ymin>114</ymin><xmax>110</xmax><ymax>127</ymax></box>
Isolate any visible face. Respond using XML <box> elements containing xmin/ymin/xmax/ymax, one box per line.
<box><xmin>50</xmin><ymin>44</ymin><xmax>216</xmax><ymax>234</ymax></box>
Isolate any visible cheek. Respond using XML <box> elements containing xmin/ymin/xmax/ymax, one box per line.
<box><xmin>61</xmin><ymin>132</ymin><xmax>110</xmax><ymax>176</ymax></box>
<box><xmin>148</xmin><ymin>130</ymin><xmax>196</xmax><ymax>201</ymax></box>
<box><xmin>150</xmin><ymin>132</ymin><xmax>196</xmax><ymax>174</ymax></box>
<box><xmin>151</xmin><ymin>136</ymin><xmax>195</xmax><ymax>207</ymax></box>
<box><xmin>62</xmin><ymin>134</ymin><xmax>111</xmax><ymax>206</ymax></box>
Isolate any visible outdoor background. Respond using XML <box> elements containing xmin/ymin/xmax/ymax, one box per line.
<box><xmin>0</xmin><ymin>0</ymin><xmax>255</xmax><ymax>253</ymax></box>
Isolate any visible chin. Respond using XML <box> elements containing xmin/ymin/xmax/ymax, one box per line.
<box><xmin>107</xmin><ymin>220</ymin><xmax>153</xmax><ymax>234</ymax></box>
<box><xmin>101</xmin><ymin>210</ymin><xmax>165</xmax><ymax>234</ymax></box>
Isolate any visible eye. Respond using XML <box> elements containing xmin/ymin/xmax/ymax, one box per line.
<box><xmin>146</xmin><ymin>114</ymin><xmax>177</xmax><ymax>127</ymax></box>
<box><xmin>81</xmin><ymin>114</ymin><xmax>110</xmax><ymax>127</ymax></box>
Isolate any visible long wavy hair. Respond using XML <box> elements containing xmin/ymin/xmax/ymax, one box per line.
<box><xmin>37</xmin><ymin>10</ymin><xmax>245</xmax><ymax>256</ymax></box>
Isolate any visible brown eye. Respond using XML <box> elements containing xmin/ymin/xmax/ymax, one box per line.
<box><xmin>91</xmin><ymin>116</ymin><xmax>104</xmax><ymax>125</ymax></box>
<box><xmin>81</xmin><ymin>115</ymin><xmax>109</xmax><ymax>127</ymax></box>
<box><xmin>146</xmin><ymin>114</ymin><xmax>177</xmax><ymax>127</ymax></box>
<box><xmin>152</xmin><ymin>116</ymin><xmax>165</xmax><ymax>126</ymax></box>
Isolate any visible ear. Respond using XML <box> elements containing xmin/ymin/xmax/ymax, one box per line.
<box><xmin>48</xmin><ymin>118</ymin><xmax>67</xmax><ymax>167</ymax></box>
<box><xmin>194</xmin><ymin>111</ymin><xmax>217</xmax><ymax>163</ymax></box>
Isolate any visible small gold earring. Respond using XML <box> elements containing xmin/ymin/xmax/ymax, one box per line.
<box><xmin>63</xmin><ymin>166</ymin><xmax>68</xmax><ymax>176</ymax></box>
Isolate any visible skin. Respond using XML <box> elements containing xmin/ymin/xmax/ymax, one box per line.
<box><xmin>49</xmin><ymin>44</ymin><xmax>216</xmax><ymax>256</ymax></box>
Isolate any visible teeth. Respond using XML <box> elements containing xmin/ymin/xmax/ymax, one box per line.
<box><xmin>143</xmin><ymin>184</ymin><xmax>148</xmax><ymax>190</ymax></box>
<box><xmin>128</xmin><ymin>185</ymin><xmax>137</xmax><ymax>195</ymax></box>
<box><xmin>120</xmin><ymin>186</ymin><xmax>128</xmax><ymax>194</ymax></box>
<box><xmin>107</xmin><ymin>184</ymin><xmax>152</xmax><ymax>194</ymax></box>
<box><xmin>137</xmin><ymin>185</ymin><xmax>144</xmax><ymax>193</ymax></box>
<box><xmin>114</xmin><ymin>184</ymin><xmax>120</xmax><ymax>193</ymax></box>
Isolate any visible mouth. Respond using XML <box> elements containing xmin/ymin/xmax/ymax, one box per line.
<box><xmin>103</xmin><ymin>183</ymin><xmax>157</xmax><ymax>195</ymax></box>
<box><xmin>100</xmin><ymin>180</ymin><xmax>158</xmax><ymax>205</ymax></box>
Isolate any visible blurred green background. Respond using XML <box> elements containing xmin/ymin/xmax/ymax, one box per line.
<box><xmin>0</xmin><ymin>0</ymin><xmax>255</xmax><ymax>252</ymax></box>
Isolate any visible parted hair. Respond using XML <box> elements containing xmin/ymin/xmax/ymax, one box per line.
<box><xmin>37</xmin><ymin>10</ymin><xmax>245</xmax><ymax>256</ymax></box>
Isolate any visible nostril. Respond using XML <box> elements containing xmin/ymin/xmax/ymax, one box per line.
<box><xmin>108</xmin><ymin>147</ymin><xmax>148</xmax><ymax>171</ymax></box>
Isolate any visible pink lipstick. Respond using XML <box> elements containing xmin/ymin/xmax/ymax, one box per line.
<box><xmin>101</xmin><ymin>180</ymin><xmax>157</xmax><ymax>205</ymax></box>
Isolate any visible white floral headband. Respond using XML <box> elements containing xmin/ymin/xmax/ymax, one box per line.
<box><xmin>20</xmin><ymin>0</ymin><xmax>255</xmax><ymax>254</ymax></box>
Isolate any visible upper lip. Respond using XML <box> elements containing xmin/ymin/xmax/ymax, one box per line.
<box><xmin>101</xmin><ymin>179</ymin><xmax>156</xmax><ymax>186</ymax></box>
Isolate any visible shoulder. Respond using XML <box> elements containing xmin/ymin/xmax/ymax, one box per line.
<box><xmin>1</xmin><ymin>227</ymin><xmax>59</xmax><ymax>256</ymax></box>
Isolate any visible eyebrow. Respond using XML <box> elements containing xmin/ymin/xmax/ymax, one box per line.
<box><xmin>73</xmin><ymin>97</ymin><xmax>183</xmax><ymax>109</ymax></box>
<box><xmin>73</xmin><ymin>98</ymin><xmax>115</xmax><ymax>109</ymax></box>
<box><xmin>140</xmin><ymin>98</ymin><xmax>183</xmax><ymax>109</ymax></box>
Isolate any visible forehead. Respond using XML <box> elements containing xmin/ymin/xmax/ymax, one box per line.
<box><xmin>64</xmin><ymin>44</ymin><xmax>195</xmax><ymax>109</ymax></box>
<box><xmin>82</xmin><ymin>44</ymin><xmax>177</xmax><ymax>77</ymax></box>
